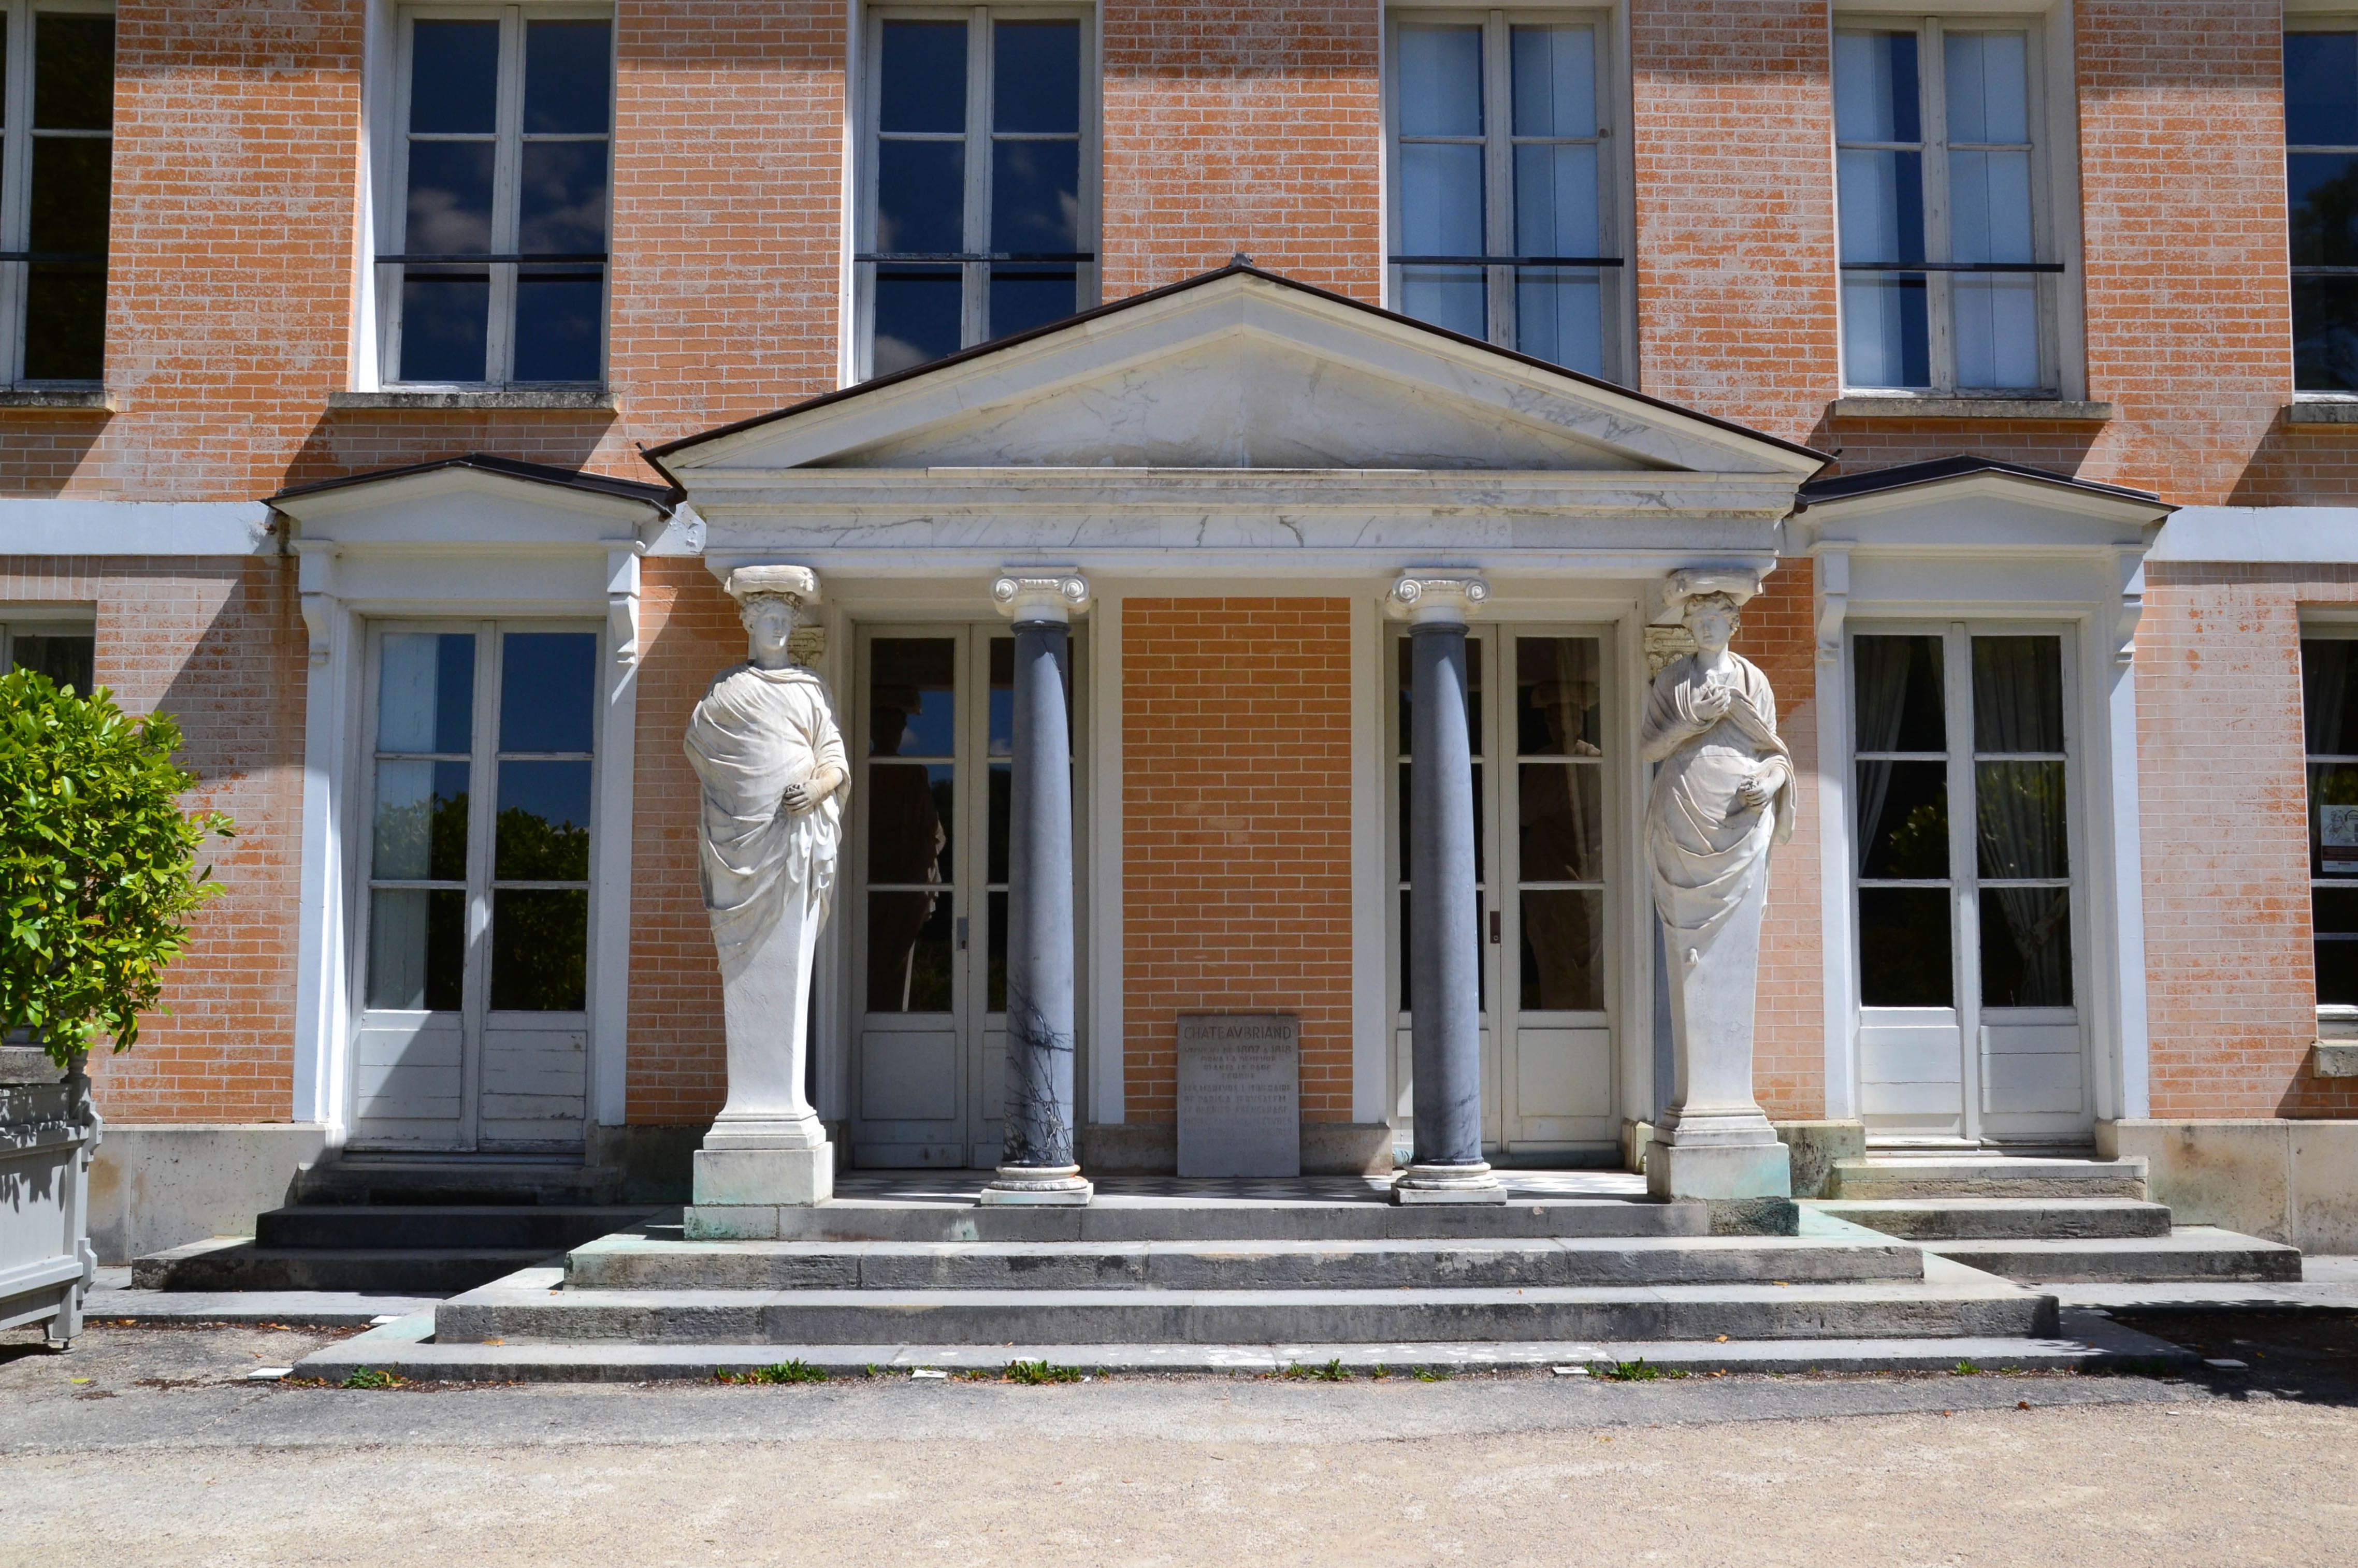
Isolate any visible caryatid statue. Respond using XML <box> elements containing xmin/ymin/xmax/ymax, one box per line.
<box><xmin>684</xmin><ymin>565</ymin><xmax>848</xmax><ymax>1216</ymax></box>
<box><xmin>1640</xmin><ymin>569</ymin><xmax>1796</xmax><ymax>1203</ymax></box>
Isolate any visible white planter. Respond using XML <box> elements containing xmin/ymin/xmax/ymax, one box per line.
<box><xmin>0</xmin><ymin>1069</ymin><xmax>102</xmax><ymax>1346</ymax></box>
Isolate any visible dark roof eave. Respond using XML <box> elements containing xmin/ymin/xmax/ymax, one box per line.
<box><xmin>1795</xmin><ymin>454</ymin><xmax>2168</xmax><ymax>514</ymax></box>
<box><xmin>268</xmin><ymin>452</ymin><xmax>678</xmax><ymax>514</ymax></box>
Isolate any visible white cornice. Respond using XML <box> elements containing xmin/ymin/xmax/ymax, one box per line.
<box><xmin>0</xmin><ymin>500</ymin><xmax>275</xmax><ymax>556</ymax></box>
<box><xmin>274</xmin><ymin>467</ymin><xmax>669</xmax><ymax>551</ymax></box>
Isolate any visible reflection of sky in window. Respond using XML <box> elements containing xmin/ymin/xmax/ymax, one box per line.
<box><xmin>499</xmin><ymin>759</ymin><xmax>591</xmax><ymax>833</ymax></box>
<box><xmin>500</xmin><ymin>633</ymin><xmax>597</xmax><ymax>752</ymax></box>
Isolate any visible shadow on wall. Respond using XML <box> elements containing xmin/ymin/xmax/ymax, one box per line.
<box><xmin>0</xmin><ymin>412</ymin><xmax>111</xmax><ymax>497</ymax></box>
<box><xmin>2228</xmin><ymin>416</ymin><xmax>2358</xmax><ymax>507</ymax></box>
<box><xmin>277</xmin><ymin>406</ymin><xmax>621</xmax><ymax>489</ymax></box>
<box><xmin>1801</xmin><ymin>415</ymin><xmax>2106</xmax><ymax>483</ymax></box>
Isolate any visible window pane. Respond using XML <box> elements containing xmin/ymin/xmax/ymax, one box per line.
<box><xmin>1979</xmin><ymin>887</ymin><xmax>2071</xmax><ymax>1007</ymax></box>
<box><xmin>398</xmin><ymin>274</ymin><xmax>489</xmax><ymax>382</ymax></box>
<box><xmin>368</xmin><ymin>887</ymin><xmax>465</xmax><ymax>1011</ymax></box>
<box><xmin>1836</xmin><ymin>149</ymin><xmax>1925</xmax><ymax>263</ymax></box>
<box><xmin>988</xmin><ymin>636</ymin><xmax>1015</xmax><ymax>756</ymax></box>
<box><xmin>1954</xmin><ymin>274</ymin><xmax>2041</xmax><ymax>389</ymax></box>
<box><xmin>1521</xmin><ymin>889</ymin><xmax>1602</xmax><ymax>1011</ymax></box>
<box><xmin>870</xmin><ymin>638</ymin><xmax>957</xmax><ymax>755</ymax></box>
<box><xmin>2303</xmin><ymin>639</ymin><xmax>2358</xmax><ymax>756</ymax></box>
<box><xmin>2290</xmin><ymin>153</ymin><xmax>2358</xmax><ymax>268</ymax></box>
<box><xmin>519</xmin><ymin>141</ymin><xmax>609</xmax><ymax>257</ymax></box>
<box><xmin>2311</xmin><ymin>763</ymin><xmax>2358</xmax><ymax>878</ymax></box>
<box><xmin>409</xmin><ymin>20</ymin><xmax>499</xmax><ymax>135</ymax></box>
<box><xmin>524</xmin><ymin>20</ymin><xmax>611</xmax><ymax>135</ymax></box>
<box><xmin>1858</xmin><ymin>886</ymin><xmax>1951</xmax><ymax>1007</ymax></box>
<box><xmin>987</xmin><ymin>888</ymin><xmax>1008</xmax><ymax>1012</ymax></box>
<box><xmin>876</xmin><ymin>140</ymin><xmax>964</xmax><ymax>254</ymax></box>
<box><xmin>873</xmin><ymin>267</ymin><xmax>962</xmax><ymax>373</ymax></box>
<box><xmin>2317</xmin><ymin>888</ymin><xmax>2358</xmax><ymax>1007</ymax></box>
<box><xmin>379</xmin><ymin>631</ymin><xmax>475</xmax><ymax>753</ymax></box>
<box><xmin>513</xmin><ymin>275</ymin><xmax>604</xmax><ymax>383</ymax></box>
<box><xmin>1518</xmin><ymin>764</ymin><xmax>1601</xmax><ymax>883</ymax></box>
<box><xmin>1944</xmin><ymin>32</ymin><xmax>2027</xmax><ymax>145</ymax></box>
<box><xmin>1854</xmin><ymin>634</ymin><xmax>1946</xmax><ymax>752</ymax></box>
<box><xmin>1949</xmin><ymin>149</ymin><xmax>2032</xmax><ymax>264</ymax></box>
<box><xmin>22</xmin><ymin>263</ymin><xmax>105</xmax><ymax>382</ymax></box>
<box><xmin>406</xmin><ymin>140</ymin><xmax>496</xmax><ymax>254</ymax></box>
<box><xmin>867</xmin><ymin>891</ymin><xmax>952</xmax><ymax>1012</ymax></box>
<box><xmin>1515</xmin><ymin>269</ymin><xmax>1601</xmax><ymax>374</ymax></box>
<box><xmin>1514</xmin><ymin>143</ymin><xmax>1598</xmax><ymax>256</ymax></box>
<box><xmin>1857</xmin><ymin>760</ymin><xmax>1948</xmax><ymax>879</ymax></box>
<box><xmin>28</xmin><ymin>135</ymin><xmax>108</xmax><ymax>254</ymax></box>
<box><xmin>2286</xmin><ymin>33</ymin><xmax>2358</xmax><ymax>148</ymax></box>
<box><xmin>1396</xmin><ymin>25</ymin><xmax>1481</xmax><ymax>138</ymax></box>
<box><xmin>1515</xmin><ymin>637</ymin><xmax>1601</xmax><ymax>757</ymax></box>
<box><xmin>869</xmin><ymin>763</ymin><xmax>954</xmax><ymax>886</ymax></box>
<box><xmin>988</xmin><ymin>762</ymin><xmax>1010</xmax><ymax>885</ymax></box>
<box><xmin>1971</xmin><ymin>636</ymin><xmax>2063</xmax><ymax>754</ymax></box>
<box><xmin>994</xmin><ymin>21</ymin><xmax>1078</xmax><ymax>135</ymax></box>
<box><xmin>1399</xmin><ymin>265</ymin><xmax>1485</xmax><ymax>339</ymax></box>
<box><xmin>373</xmin><ymin>758</ymin><xmax>470</xmax><ymax>882</ymax></box>
<box><xmin>1842</xmin><ymin>274</ymin><xmax>1929</xmax><ymax>387</ymax></box>
<box><xmin>1510</xmin><ymin>25</ymin><xmax>1595</xmax><ymax>138</ymax></box>
<box><xmin>2294</xmin><ymin>277</ymin><xmax>2358</xmax><ymax>393</ymax></box>
<box><xmin>1974</xmin><ymin>760</ymin><xmax>2067</xmax><ymax>880</ymax></box>
<box><xmin>1400</xmin><ymin>142</ymin><xmax>1483</xmax><ymax>256</ymax></box>
<box><xmin>880</xmin><ymin>21</ymin><xmax>967</xmax><ymax>135</ymax></box>
<box><xmin>33</xmin><ymin>13</ymin><xmax>112</xmax><ymax>130</ymax></box>
<box><xmin>490</xmin><ymin>888</ymin><xmax>587</xmax><ymax>1011</ymax></box>
<box><xmin>992</xmin><ymin>139</ymin><xmax>1078</xmax><ymax>253</ymax></box>
<box><xmin>1833</xmin><ymin>32</ymin><xmax>1920</xmax><ymax>144</ymax></box>
<box><xmin>496</xmin><ymin>759</ymin><xmax>591</xmax><ymax>881</ymax></box>
<box><xmin>500</xmin><ymin>632</ymin><xmax>598</xmax><ymax>752</ymax></box>
<box><xmin>10</xmin><ymin>633</ymin><xmax>93</xmax><ymax>694</ymax></box>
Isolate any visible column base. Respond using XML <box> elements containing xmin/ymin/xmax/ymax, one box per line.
<box><xmin>691</xmin><ymin>1142</ymin><xmax>834</xmax><ymax>1208</ymax></box>
<box><xmin>1391</xmin><ymin>1162</ymin><xmax>1508</xmax><ymax>1204</ymax></box>
<box><xmin>1645</xmin><ymin>1140</ymin><xmax>1791</xmax><ymax>1202</ymax></box>
<box><xmin>977</xmin><ymin>1165</ymin><xmax>1094</xmax><ymax>1207</ymax></box>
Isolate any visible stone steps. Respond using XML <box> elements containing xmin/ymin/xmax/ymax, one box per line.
<box><xmin>1921</xmin><ymin>1228</ymin><xmax>2304</xmax><ymax>1285</ymax></box>
<box><xmin>704</xmin><ymin>1197</ymin><xmax>1708</xmax><ymax>1243</ymax></box>
<box><xmin>132</xmin><ymin>1238</ymin><xmax>563</xmax><ymax>1295</ymax></box>
<box><xmin>1828</xmin><ymin>1157</ymin><xmax>2148</xmax><ymax>1201</ymax></box>
<box><xmin>1809</xmin><ymin>1198</ymin><xmax>2173</xmax><ymax>1241</ymax></box>
<box><xmin>433</xmin><ymin>1255</ymin><xmax>2054</xmax><ymax>1346</ymax></box>
<box><xmin>562</xmin><ymin>1231</ymin><xmax>1925</xmax><ymax>1293</ymax></box>
<box><xmin>257</xmin><ymin>1204</ymin><xmax>657</xmax><ymax>1252</ymax></box>
<box><xmin>292</xmin><ymin>1157</ymin><xmax>627</xmax><ymax>1208</ymax></box>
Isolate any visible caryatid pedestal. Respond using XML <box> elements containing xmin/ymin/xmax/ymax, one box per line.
<box><xmin>1641</xmin><ymin>568</ymin><xmax>1795</xmax><ymax>1203</ymax></box>
<box><xmin>977</xmin><ymin>572</ymin><xmax>1094</xmax><ymax>1207</ymax></box>
<box><xmin>684</xmin><ymin>565</ymin><xmax>848</xmax><ymax>1224</ymax></box>
<box><xmin>1387</xmin><ymin>574</ymin><xmax>1505</xmax><ymax>1204</ymax></box>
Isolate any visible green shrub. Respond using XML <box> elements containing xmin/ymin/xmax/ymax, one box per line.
<box><xmin>0</xmin><ymin>669</ymin><xmax>232</xmax><ymax>1068</ymax></box>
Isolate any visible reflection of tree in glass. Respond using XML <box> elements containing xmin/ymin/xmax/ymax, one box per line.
<box><xmin>2293</xmin><ymin>163</ymin><xmax>2358</xmax><ymax>266</ymax></box>
<box><xmin>491</xmin><ymin>890</ymin><xmax>587</xmax><ymax>1011</ymax></box>
<box><xmin>495</xmin><ymin>804</ymin><xmax>589</xmax><ymax>882</ymax></box>
<box><xmin>377</xmin><ymin>789</ymin><xmax>471</xmax><ymax>881</ymax></box>
<box><xmin>1882</xmin><ymin>801</ymin><xmax>1946</xmax><ymax>878</ymax></box>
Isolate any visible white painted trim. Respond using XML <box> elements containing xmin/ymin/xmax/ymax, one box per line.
<box><xmin>588</xmin><ymin>588</ymin><xmax>639</xmax><ymax>1125</ymax></box>
<box><xmin>292</xmin><ymin>593</ymin><xmax>357</xmax><ymax>1137</ymax></box>
<box><xmin>1815</xmin><ymin>586</ymin><xmax>1859</xmax><ymax>1121</ymax></box>
<box><xmin>1350</xmin><ymin>584</ymin><xmax>1390</xmax><ymax>1124</ymax></box>
<box><xmin>2150</xmin><ymin>506</ymin><xmax>2358</xmax><ymax>564</ymax></box>
<box><xmin>1088</xmin><ymin>587</ymin><xmax>1125</xmax><ymax>1125</ymax></box>
<box><xmin>2103</xmin><ymin>558</ymin><xmax>2150</xmax><ymax>1119</ymax></box>
<box><xmin>0</xmin><ymin>501</ymin><xmax>274</xmax><ymax>556</ymax></box>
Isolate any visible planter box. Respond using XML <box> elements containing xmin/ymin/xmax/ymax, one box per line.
<box><xmin>0</xmin><ymin>1073</ymin><xmax>102</xmax><ymax>1344</ymax></box>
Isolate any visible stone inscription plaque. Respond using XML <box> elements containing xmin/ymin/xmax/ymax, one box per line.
<box><xmin>1176</xmin><ymin>1013</ymin><xmax>1300</xmax><ymax>1179</ymax></box>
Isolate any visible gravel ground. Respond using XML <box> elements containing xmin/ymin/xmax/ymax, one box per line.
<box><xmin>2</xmin><ymin>1317</ymin><xmax>2352</xmax><ymax>1567</ymax></box>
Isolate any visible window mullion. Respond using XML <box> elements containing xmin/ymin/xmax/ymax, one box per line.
<box><xmin>487</xmin><ymin>7</ymin><xmax>526</xmax><ymax>385</ymax></box>
<box><xmin>1484</xmin><ymin>12</ymin><xmax>1513</xmax><ymax>348</ymax></box>
<box><xmin>1</xmin><ymin>1</ymin><xmax>27</xmax><ymax>382</ymax></box>
<box><xmin>962</xmin><ymin>5</ymin><xmax>990</xmax><ymax>348</ymax></box>
<box><xmin>459</xmin><ymin>622</ymin><xmax>501</xmax><ymax>1146</ymax></box>
<box><xmin>1921</xmin><ymin>19</ymin><xmax>1957</xmax><ymax>393</ymax></box>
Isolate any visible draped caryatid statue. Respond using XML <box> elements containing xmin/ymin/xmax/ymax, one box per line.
<box><xmin>684</xmin><ymin>565</ymin><xmax>848</xmax><ymax>1222</ymax></box>
<box><xmin>1640</xmin><ymin>569</ymin><xmax>1796</xmax><ymax>1204</ymax></box>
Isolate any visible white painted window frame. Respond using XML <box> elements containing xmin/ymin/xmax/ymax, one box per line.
<box><xmin>852</xmin><ymin>3</ymin><xmax>1102</xmax><ymax>383</ymax></box>
<box><xmin>378</xmin><ymin>0</ymin><xmax>615</xmax><ymax>389</ymax></box>
<box><xmin>1381</xmin><ymin>5</ymin><xmax>1631</xmax><ymax>382</ymax></box>
<box><xmin>0</xmin><ymin>0</ymin><xmax>113</xmax><ymax>387</ymax></box>
<box><xmin>1830</xmin><ymin>9</ymin><xmax>2065</xmax><ymax>397</ymax></box>
<box><xmin>2298</xmin><ymin>617</ymin><xmax>2358</xmax><ymax>1034</ymax></box>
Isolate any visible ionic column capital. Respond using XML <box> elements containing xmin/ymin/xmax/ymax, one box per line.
<box><xmin>992</xmin><ymin>570</ymin><xmax>1091</xmax><ymax>623</ymax></box>
<box><xmin>1386</xmin><ymin>573</ymin><xmax>1491</xmax><ymax>626</ymax></box>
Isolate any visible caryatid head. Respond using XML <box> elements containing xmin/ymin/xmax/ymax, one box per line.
<box><xmin>726</xmin><ymin>565</ymin><xmax>820</xmax><ymax>670</ymax></box>
<box><xmin>1660</xmin><ymin>568</ymin><xmax>1763</xmax><ymax>660</ymax></box>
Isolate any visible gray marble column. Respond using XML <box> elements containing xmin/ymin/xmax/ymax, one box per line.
<box><xmin>1387</xmin><ymin>574</ymin><xmax>1504</xmax><ymax>1204</ymax></box>
<box><xmin>979</xmin><ymin>572</ymin><xmax>1094</xmax><ymax>1207</ymax></box>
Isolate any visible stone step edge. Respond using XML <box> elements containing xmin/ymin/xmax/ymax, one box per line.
<box><xmin>570</xmin><ymin>1232</ymin><xmax>1919</xmax><ymax>1259</ymax></box>
<box><xmin>292</xmin><ymin>1309</ymin><xmax>2191</xmax><ymax>1384</ymax></box>
<box><xmin>83</xmin><ymin>1288</ymin><xmax>442</xmax><ymax>1327</ymax></box>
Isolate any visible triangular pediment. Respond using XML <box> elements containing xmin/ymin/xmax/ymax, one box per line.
<box><xmin>654</xmin><ymin>267</ymin><xmax>1825</xmax><ymax>480</ymax></box>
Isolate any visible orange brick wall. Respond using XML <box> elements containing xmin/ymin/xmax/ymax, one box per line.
<box><xmin>1732</xmin><ymin>561</ymin><xmax>1825</xmax><ymax>1121</ymax></box>
<box><xmin>1122</xmin><ymin>599</ymin><xmax>1355</xmax><ymax>1124</ymax></box>
<box><xmin>2137</xmin><ymin>564</ymin><xmax>2358</xmax><ymax>1119</ymax></box>
<box><xmin>1100</xmin><ymin>1</ymin><xmax>1381</xmax><ymax>303</ymax></box>
<box><xmin>0</xmin><ymin>557</ymin><xmax>305</xmax><ymax>1123</ymax></box>
<box><xmin>1628</xmin><ymin>0</ymin><xmax>1840</xmax><ymax>445</ymax></box>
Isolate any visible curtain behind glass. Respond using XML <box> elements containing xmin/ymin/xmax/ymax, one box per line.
<box><xmin>1972</xmin><ymin>636</ymin><xmax>2070</xmax><ymax>1006</ymax></box>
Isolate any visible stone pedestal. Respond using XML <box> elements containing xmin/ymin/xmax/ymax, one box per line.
<box><xmin>692</xmin><ymin>1143</ymin><xmax>833</xmax><ymax>1208</ymax></box>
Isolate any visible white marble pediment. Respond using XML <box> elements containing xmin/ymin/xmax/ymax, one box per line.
<box><xmin>661</xmin><ymin>270</ymin><xmax>1824</xmax><ymax>481</ymax></box>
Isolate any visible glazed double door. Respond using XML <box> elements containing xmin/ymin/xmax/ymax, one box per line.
<box><xmin>1391</xmin><ymin>628</ymin><xmax>1620</xmax><ymax>1159</ymax></box>
<box><xmin>851</xmin><ymin>627</ymin><xmax>1073</xmax><ymax>1168</ymax></box>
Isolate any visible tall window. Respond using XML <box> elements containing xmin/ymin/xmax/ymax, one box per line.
<box><xmin>0</xmin><ymin>3</ymin><xmax>112</xmax><ymax>384</ymax></box>
<box><xmin>2302</xmin><ymin>637</ymin><xmax>2358</xmax><ymax>1007</ymax></box>
<box><xmin>859</xmin><ymin>10</ymin><xmax>1094</xmax><ymax>379</ymax></box>
<box><xmin>2287</xmin><ymin>32</ymin><xmax>2358</xmax><ymax>392</ymax></box>
<box><xmin>382</xmin><ymin>7</ymin><xmax>612</xmax><ymax>387</ymax></box>
<box><xmin>0</xmin><ymin>618</ymin><xmax>91</xmax><ymax>691</ymax></box>
<box><xmin>1388</xmin><ymin>13</ymin><xmax>1620</xmax><ymax>378</ymax></box>
<box><xmin>1834</xmin><ymin>21</ymin><xmax>2058</xmax><ymax>393</ymax></box>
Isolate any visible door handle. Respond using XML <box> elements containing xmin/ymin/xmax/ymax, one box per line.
<box><xmin>1489</xmin><ymin>910</ymin><xmax>1501</xmax><ymax>945</ymax></box>
<box><xmin>957</xmin><ymin>916</ymin><xmax>970</xmax><ymax>952</ymax></box>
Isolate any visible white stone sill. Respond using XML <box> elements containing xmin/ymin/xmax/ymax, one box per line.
<box><xmin>0</xmin><ymin>386</ymin><xmax>114</xmax><ymax>411</ymax></box>
<box><xmin>2287</xmin><ymin>397</ymin><xmax>2358</xmax><ymax>428</ymax></box>
<box><xmin>1829</xmin><ymin>395</ymin><xmax>2113</xmax><ymax>422</ymax></box>
<box><xmin>329</xmin><ymin>388</ymin><xmax>615</xmax><ymax>411</ymax></box>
